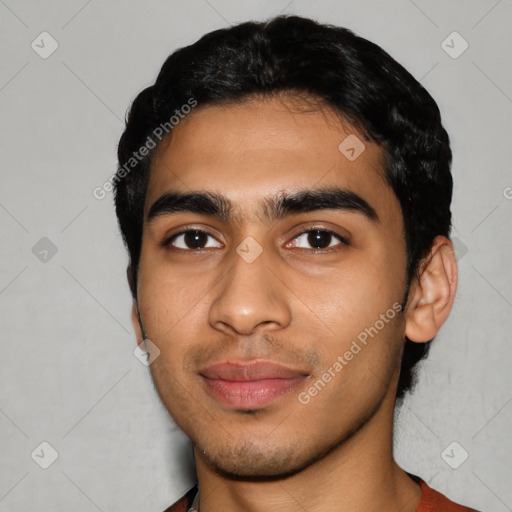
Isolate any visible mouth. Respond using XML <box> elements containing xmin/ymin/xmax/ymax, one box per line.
<box><xmin>199</xmin><ymin>360</ymin><xmax>309</xmax><ymax>410</ymax></box>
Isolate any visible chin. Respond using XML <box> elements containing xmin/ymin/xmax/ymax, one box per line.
<box><xmin>192</xmin><ymin>401</ymin><xmax>382</xmax><ymax>481</ymax></box>
<box><xmin>195</xmin><ymin>432</ymin><xmax>347</xmax><ymax>481</ymax></box>
<box><xmin>200</xmin><ymin>443</ymin><xmax>312</xmax><ymax>481</ymax></box>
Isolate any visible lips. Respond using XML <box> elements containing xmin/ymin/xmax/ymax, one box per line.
<box><xmin>199</xmin><ymin>361</ymin><xmax>308</xmax><ymax>409</ymax></box>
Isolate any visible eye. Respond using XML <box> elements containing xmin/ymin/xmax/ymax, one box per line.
<box><xmin>288</xmin><ymin>229</ymin><xmax>348</xmax><ymax>251</ymax></box>
<box><xmin>166</xmin><ymin>229</ymin><xmax>222</xmax><ymax>250</ymax></box>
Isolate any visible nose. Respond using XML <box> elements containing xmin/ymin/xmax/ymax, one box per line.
<box><xmin>208</xmin><ymin>249</ymin><xmax>292</xmax><ymax>336</ymax></box>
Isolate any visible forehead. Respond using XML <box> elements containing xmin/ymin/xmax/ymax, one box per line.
<box><xmin>145</xmin><ymin>94</ymin><xmax>397</xmax><ymax>223</ymax></box>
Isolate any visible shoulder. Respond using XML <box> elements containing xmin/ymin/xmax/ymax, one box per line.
<box><xmin>162</xmin><ymin>485</ymin><xmax>198</xmax><ymax>512</ymax></box>
<box><xmin>416</xmin><ymin>478</ymin><xmax>480</xmax><ymax>512</ymax></box>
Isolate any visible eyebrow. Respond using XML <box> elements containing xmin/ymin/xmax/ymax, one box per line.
<box><xmin>147</xmin><ymin>186</ymin><xmax>379</xmax><ymax>224</ymax></box>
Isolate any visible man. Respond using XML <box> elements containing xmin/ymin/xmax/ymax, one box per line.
<box><xmin>114</xmin><ymin>15</ymin><xmax>480</xmax><ymax>512</ymax></box>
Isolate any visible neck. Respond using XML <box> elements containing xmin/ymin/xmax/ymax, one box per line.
<box><xmin>193</xmin><ymin>389</ymin><xmax>421</xmax><ymax>512</ymax></box>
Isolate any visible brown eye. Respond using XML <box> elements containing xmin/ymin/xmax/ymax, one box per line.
<box><xmin>290</xmin><ymin>229</ymin><xmax>348</xmax><ymax>250</ymax></box>
<box><xmin>307</xmin><ymin>230</ymin><xmax>333</xmax><ymax>249</ymax></box>
<box><xmin>168</xmin><ymin>230</ymin><xmax>222</xmax><ymax>250</ymax></box>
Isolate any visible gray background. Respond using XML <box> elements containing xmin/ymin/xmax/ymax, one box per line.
<box><xmin>1</xmin><ymin>0</ymin><xmax>511</xmax><ymax>510</ymax></box>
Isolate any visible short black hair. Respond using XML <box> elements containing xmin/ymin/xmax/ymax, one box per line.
<box><xmin>114</xmin><ymin>15</ymin><xmax>453</xmax><ymax>402</ymax></box>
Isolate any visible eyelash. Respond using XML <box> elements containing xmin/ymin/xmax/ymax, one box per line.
<box><xmin>163</xmin><ymin>227</ymin><xmax>349</xmax><ymax>253</ymax></box>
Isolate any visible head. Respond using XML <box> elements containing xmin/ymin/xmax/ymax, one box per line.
<box><xmin>114</xmin><ymin>16</ymin><xmax>456</xmax><ymax>478</ymax></box>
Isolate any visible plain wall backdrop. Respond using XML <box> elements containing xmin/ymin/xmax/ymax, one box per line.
<box><xmin>1</xmin><ymin>1</ymin><xmax>511</xmax><ymax>510</ymax></box>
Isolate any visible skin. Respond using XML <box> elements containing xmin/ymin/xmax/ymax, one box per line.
<box><xmin>131</xmin><ymin>93</ymin><xmax>458</xmax><ymax>512</ymax></box>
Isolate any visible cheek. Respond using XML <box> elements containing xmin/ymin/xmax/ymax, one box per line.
<box><xmin>137</xmin><ymin>258</ymin><xmax>209</xmax><ymax>340</ymax></box>
<box><xmin>314</xmin><ymin>262</ymin><xmax>402</xmax><ymax>336</ymax></box>
<box><xmin>303</xmin><ymin>265</ymin><xmax>406</xmax><ymax>398</ymax></box>
<box><xmin>299</xmin><ymin>315</ymin><xmax>404</xmax><ymax>422</ymax></box>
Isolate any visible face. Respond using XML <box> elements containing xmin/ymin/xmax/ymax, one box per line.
<box><xmin>134</xmin><ymin>94</ymin><xmax>409</xmax><ymax>478</ymax></box>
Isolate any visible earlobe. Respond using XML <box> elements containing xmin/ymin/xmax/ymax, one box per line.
<box><xmin>404</xmin><ymin>236</ymin><xmax>458</xmax><ymax>343</ymax></box>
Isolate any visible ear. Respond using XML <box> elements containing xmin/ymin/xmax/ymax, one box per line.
<box><xmin>131</xmin><ymin>300</ymin><xmax>145</xmax><ymax>346</ymax></box>
<box><xmin>127</xmin><ymin>264</ymin><xmax>144</xmax><ymax>345</ymax></box>
<box><xmin>404</xmin><ymin>235</ymin><xmax>458</xmax><ymax>343</ymax></box>
<box><xmin>126</xmin><ymin>264</ymin><xmax>137</xmax><ymax>298</ymax></box>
